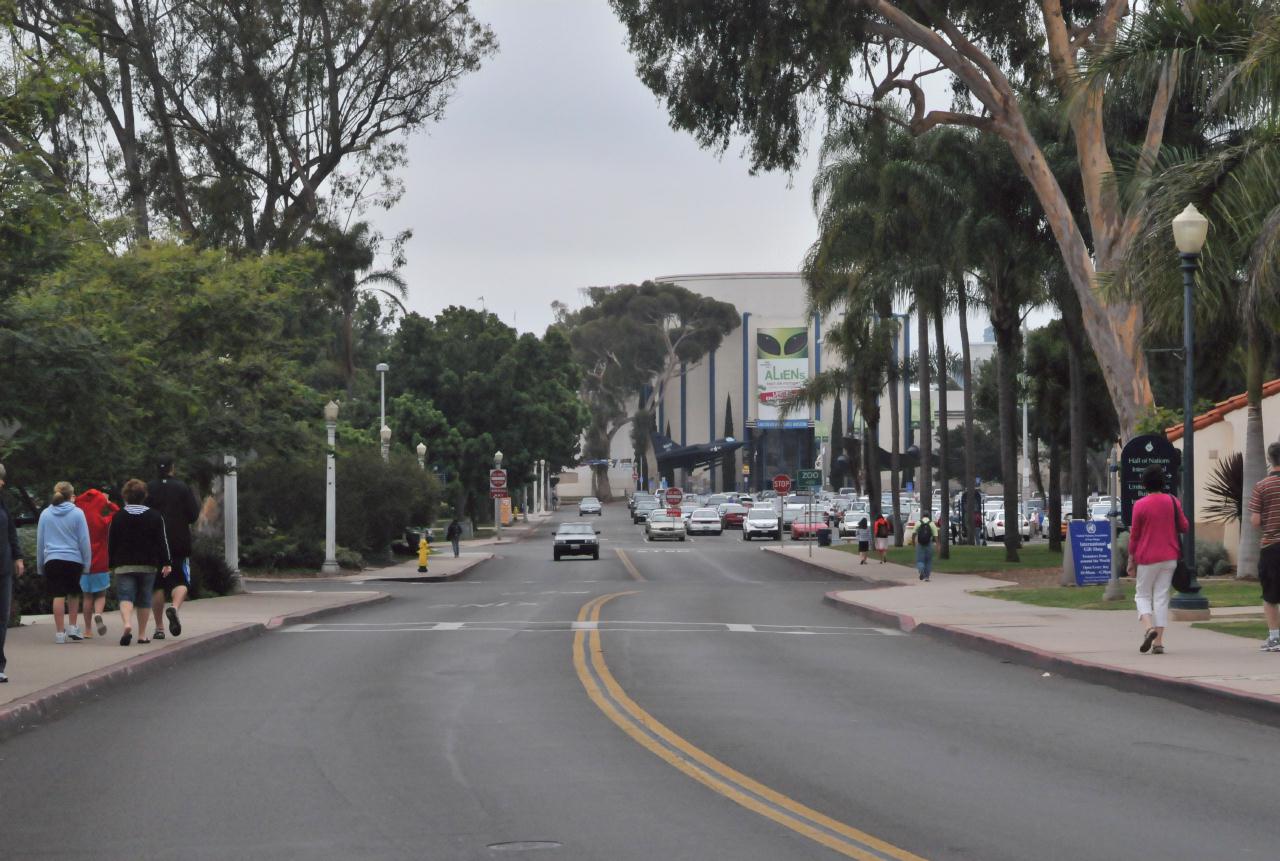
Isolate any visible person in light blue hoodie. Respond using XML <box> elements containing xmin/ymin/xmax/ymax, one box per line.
<box><xmin>36</xmin><ymin>481</ymin><xmax>92</xmax><ymax>644</ymax></box>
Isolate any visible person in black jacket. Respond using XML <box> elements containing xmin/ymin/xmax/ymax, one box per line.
<box><xmin>109</xmin><ymin>479</ymin><xmax>171</xmax><ymax>646</ymax></box>
<box><xmin>1</xmin><ymin>464</ymin><xmax>27</xmax><ymax>682</ymax></box>
<box><xmin>147</xmin><ymin>457</ymin><xmax>200</xmax><ymax>640</ymax></box>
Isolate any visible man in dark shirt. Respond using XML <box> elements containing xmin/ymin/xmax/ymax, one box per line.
<box><xmin>147</xmin><ymin>457</ymin><xmax>201</xmax><ymax>640</ymax></box>
<box><xmin>1249</xmin><ymin>442</ymin><xmax>1280</xmax><ymax>652</ymax></box>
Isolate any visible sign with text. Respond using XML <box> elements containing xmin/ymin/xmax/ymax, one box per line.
<box><xmin>489</xmin><ymin>468</ymin><xmax>508</xmax><ymax>491</ymax></box>
<box><xmin>1120</xmin><ymin>435</ymin><xmax>1181</xmax><ymax>527</ymax></box>
<box><xmin>1068</xmin><ymin>520</ymin><xmax>1112</xmax><ymax>586</ymax></box>
<box><xmin>663</xmin><ymin>487</ymin><xmax>684</xmax><ymax>507</ymax></box>
<box><xmin>772</xmin><ymin>474</ymin><xmax>792</xmax><ymax>494</ymax></box>
<box><xmin>756</xmin><ymin>326</ymin><xmax>809</xmax><ymax>424</ymax></box>
<box><xmin>797</xmin><ymin>469</ymin><xmax>822</xmax><ymax>491</ymax></box>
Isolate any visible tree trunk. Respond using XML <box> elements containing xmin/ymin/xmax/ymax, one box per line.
<box><xmin>865</xmin><ymin>400</ymin><xmax>882</xmax><ymax>518</ymax></box>
<box><xmin>887</xmin><ymin>327</ymin><xmax>903</xmax><ymax>546</ymax></box>
<box><xmin>917</xmin><ymin>302</ymin><xmax>933</xmax><ymax>544</ymax></box>
<box><xmin>958</xmin><ymin>284</ymin><xmax>977</xmax><ymax>544</ymax></box>
<box><xmin>1048</xmin><ymin>436</ymin><xmax>1063</xmax><ymax>553</ymax></box>
<box><xmin>992</xmin><ymin>304</ymin><xmax>1023</xmax><ymax>563</ymax></box>
<box><xmin>1237</xmin><ymin>328</ymin><xmax>1268</xmax><ymax>580</ymax></box>
<box><xmin>1030</xmin><ymin>436</ymin><xmax>1046</xmax><ymax>501</ymax></box>
<box><xmin>934</xmin><ymin>303</ymin><xmax>951</xmax><ymax>558</ymax></box>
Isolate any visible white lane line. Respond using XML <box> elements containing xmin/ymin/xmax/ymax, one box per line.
<box><xmin>876</xmin><ymin>628</ymin><xmax>906</xmax><ymax>636</ymax></box>
<box><xmin>433</xmin><ymin>622</ymin><xmax>465</xmax><ymax>631</ymax></box>
<box><xmin>725</xmin><ymin>624</ymin><xmax>756</xmax><ymax>632</ymax></box>
<box><xmin>571</xmin><ymin>621</ymin><xmax>598</xmax><ymax>630</ymax></box>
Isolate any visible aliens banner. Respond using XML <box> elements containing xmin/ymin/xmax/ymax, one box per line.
<box><xmin>756</xmin><ymin>326</ymin><xmax>809</xmax><ymax>427</ymax></box>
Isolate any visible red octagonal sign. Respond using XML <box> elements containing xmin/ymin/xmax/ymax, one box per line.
<box><xmin>772</xmin><ymin>474</ymin><xmax>792</xmax><ymax>494</ymax></box>
<box><xmin>663</xmin><ymin>487</ymin><xmax>684</xmax><ymax>507</ymax></box>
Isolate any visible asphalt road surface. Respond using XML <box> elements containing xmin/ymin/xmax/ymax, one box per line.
<box><xmin>2</xmin><ymin>504</ymin><xmax>1276</xmax><ymax>860</ymax></box>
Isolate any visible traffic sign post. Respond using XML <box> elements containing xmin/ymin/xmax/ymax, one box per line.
<box><xmin>797</xmin><ymin>469</ymin><xmax>822</xmax><ymax>491</ymax></box>
<box><xmin>772</xmin><ymin>474</ymin><xmax>792</xmax><ymax>494</ymax></box>
<box><xmin>489</xmin><ymin>468</ymin><xmax>508</xmax><ymax>492</ymax></box>
<box><xmin>664</xmin><ymin>487</ymin><xmax>684</xmax><ymax>508</ymax></box>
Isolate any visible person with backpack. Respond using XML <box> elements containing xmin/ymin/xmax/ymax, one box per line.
<box><xmin>872</xmin><ymin>513</ymin><xmax>892</xmax><ymax>564</ymax></box>
<box><xmin>446</xmin><ymin>518</ymin><xmax>463</xmax><ymax>558</ymax></box>
<box><xmin>914</xmin><ymin>515</ymin><xmax>939</xmax><ymax>581</ymax></box>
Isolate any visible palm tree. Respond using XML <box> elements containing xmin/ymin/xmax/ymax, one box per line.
<box><xmin>1093</xmin><ymin>0</ymin><xmax>1280</xmax><ymax>578</ymax></box>
<box><xmin>309</xmin><ymin>221</ymin><xmax>408</xmax><ymax>397</ymax></box>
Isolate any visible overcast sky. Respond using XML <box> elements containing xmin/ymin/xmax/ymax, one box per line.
<box><xmin>374</xmin><ymin>0</ymin><xmax>824</xmax><ymax>335</ymax></box>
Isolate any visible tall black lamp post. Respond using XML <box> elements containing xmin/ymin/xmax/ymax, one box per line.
<box><xmin>1170</xmin><ymin>203</ymin><xmax>1210</xmax><ymax>614</ymax></box>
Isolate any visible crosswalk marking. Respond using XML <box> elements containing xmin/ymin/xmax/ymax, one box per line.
<box><xmin>725</xmin><ymin>624</ymin><xmax>756</xmax><ymax>632</ymax></box>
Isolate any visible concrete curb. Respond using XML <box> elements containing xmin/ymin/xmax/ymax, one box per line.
<box><xmin>366</xmin><ymin>554</ymin><xmax>494</xmax><ymax>585</ymax></box>
<box><xmin>823</xmin><ymin>591</ymin><xmax>1280</xmax><ymax>729</ymax></box>
<box><xmin>0</xmin><ymin>591</ymin><xmax>391</xmax><ymax>742</ymax></box>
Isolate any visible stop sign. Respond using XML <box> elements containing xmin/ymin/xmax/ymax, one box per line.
<box><xmin>772</xmin><ymin>474</ymin><xmax>792</xmax><ymax>494</ymax></box>
<box><xmin>664</xmin><ymin>487</ymin><xmax>684</xmax><ymax>507</ymax></box>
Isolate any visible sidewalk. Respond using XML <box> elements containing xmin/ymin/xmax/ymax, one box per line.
<box><xmin>1</xmin><ymin>588</ymin><xmax>388</xmax><ymax>740</ymax></box>
<box><xmin>248</xmin><ymin>550</ymin><xmax>495</xmax><ymax>584</ymax></box>
<box><xmin>765</xmin><ymin>544</ymin><xmax>1280</xmax><ymax>725</ymax></box>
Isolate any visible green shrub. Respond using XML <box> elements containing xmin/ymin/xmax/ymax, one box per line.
<box><xmin>1195</xmin><ymin>539</ymin><xmax>1232</xmax><ymax>579</ymax></box>
<box><xmin>237</xmin><ymin>448</ymin><xmax>440</xmax><ymax>570</ymax></box>
<box><xmin>190</xmin><ymin>535</ymin><xmax>235</xmax><ymax>597</ymax></box>
<box><xmin>336</xmin><ymin>546</ymin><xmax>364</xmax><ymax>570</ymax></box>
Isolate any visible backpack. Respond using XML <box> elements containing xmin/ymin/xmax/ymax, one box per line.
<box><xmin>875</xmin><ymin>519</ymin><xmax>890</xmax><ymax>538</ymax></box>
<box><xmin>916</xmin><ymin>523</ymin><xmax>933</xmax><ymax>546</ymax></box>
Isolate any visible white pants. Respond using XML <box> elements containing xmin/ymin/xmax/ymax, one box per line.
<box><xmin>1135</xmin><ymin>560</ymin><xmax>1177</xmax><ymax>628</ymax></box>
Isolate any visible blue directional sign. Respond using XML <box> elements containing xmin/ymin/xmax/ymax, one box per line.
<box><xmin>1069</xmin><ymin>520</ymin><xmax>1112</xmax><ymax>586</ymax></box>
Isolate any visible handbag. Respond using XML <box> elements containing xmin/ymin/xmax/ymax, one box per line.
<box><xmin>1169</xmin><ymin>495</ymin><xmax>1193</xmax><ymax>593</ymax></box>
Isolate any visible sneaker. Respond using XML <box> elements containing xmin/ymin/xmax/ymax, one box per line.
<box><xmin>1261</xmin><ymin>637</ymin><xmax>1280</xmax><ymax>652</ymax></box>
<box><xmin>66</xmin><ymin>625</ymin><xmax>84</xmax><ymax>641</ymax></box>
<box><xmin>54</xmin><ymin>631</ymin><xmax>67</xmax><ymax>644</ymax></box>
<box><xmin>0</xmin><ymin>671</ymin><xmax>7</xmax><ymax>683</ymax></box>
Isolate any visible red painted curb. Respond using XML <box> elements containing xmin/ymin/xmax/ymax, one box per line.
<box><xmin>823</xmin><ymin>591</ymin><xmax>1280</xmax><ymax>728</ymax></box>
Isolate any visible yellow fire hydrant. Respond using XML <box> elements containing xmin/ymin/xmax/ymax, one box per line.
<box><xmin>417</xmin><ymin>532</ymin><xmax>430</xmax><ymax>573</ymax></box>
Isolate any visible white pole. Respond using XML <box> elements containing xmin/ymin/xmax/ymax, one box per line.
<box><xmin>224</xmin><ymin>454</ymin><xmax>242</xmax><ymax>593</ymax></box>
<box><xmin>1022</xmin><ymin>395</ymin><xmax>1030</xmax><ymax>534</ymax></box>
<box><xmin>322</xmin><ymin>408</ymin><xmax>339</xmax><ymax>574</ymax></box>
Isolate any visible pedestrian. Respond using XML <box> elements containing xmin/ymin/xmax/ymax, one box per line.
<box><xmin>914</xmin><ymin>516</ymin><xmax>939</xmax><ymax>581</ymax></box>
<box><xmin>36</xmin><ymin>481</ymin><xmax>92</xmax><ymax>643</ymax></box>
<box><xmin>873</xmin><ymin>513</ymin><xmax>892</xmax><ymax>563</ymax></box>
<box><xmin>109</xmin><ymin>479</ymin><xmax>171</xmax><ymax>646</ymax></box>
<box><xmin>147</xmin><ymin>457</ymin><xmax>200</xmax><ymax>640</ymax></box>
<box><xmin>0</xmin><ymin>463</ymin><xmax>27</xmax><ymax>683</ymax></box>
<box><xmin>1249</xmin><ymin>441</ymin><xmax>1280</xmax><ymax>652</ymax></box>
<box><xmin>1127</xmin><ymin>465</ymin><xmax>1188</xmax><ymax>655</ymax></box>
<box><xmin>74</xmin><ymin>485</ymin><xmax>117</xmax><ymax>639</ymax></box>
<box><xmin>855</xmin><ymin>517</ymin><xmax>871</xmax><ymax>564</ymax></box>
<box><xmin>446</xmin><ymin>517</ymin><xmax>463</xmax><ymax>558</ymax></box>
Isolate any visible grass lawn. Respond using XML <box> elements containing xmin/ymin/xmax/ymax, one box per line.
<box><xmin>974</xmin><ymin>579</ymin><xmax>1261</xmax><ymax>611</ymax></box>
<box><xmin>1192</xmin><ymin>620</ymin><xmax>1269</xmax><ymax>640</ymax></box>
<box><xmin>834</xmin><ymin>542</ymin><xmax>1064</xmax><ymax>573</ymax></box>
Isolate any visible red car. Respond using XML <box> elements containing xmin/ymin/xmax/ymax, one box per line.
<box><xmin>719</xmin><ymin>504</ymin><xmax>749</xmax><ymax>529</ymax></box>
<box><xmin>790</xmin><ymin>513</ymin><xmax>827</xmax><ymax>540</ymax></box>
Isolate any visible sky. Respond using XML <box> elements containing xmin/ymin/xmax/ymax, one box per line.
<box><xmin>374</xmin><ymin>0</ymin><xmax>824</xmax><ymax>335</ymax></box>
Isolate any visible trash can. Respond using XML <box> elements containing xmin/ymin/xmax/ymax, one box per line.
<box><xmin>817</xmin><ymin>527</ymin><xmax>832</xmax><ymax>547</ymax></box>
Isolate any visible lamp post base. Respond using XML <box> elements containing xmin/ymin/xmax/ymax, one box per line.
<box><xmin>1169</xmin><ymin>591</ymin><xmax>1210</xmax><ymax>621</ymax></box>
<box><xmin>320</xmin><ymin>560</ymin><xmax>341</xmax><ymax>575</ymax></box>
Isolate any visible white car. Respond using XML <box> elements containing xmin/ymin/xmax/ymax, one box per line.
<box><xmin>687</xmin><ymin>508</ymin><xmax>723</xmax><ymax>535</ymax></box>
<box><xmin>645</xmin><ymin>512</ymin><xmax>687</xmax><ymax>541</ymax></box>
<box><xmin>839</xmin><ymin>511</ymin><xmax>868</xmax><ymax>538</ymax></box>
<box><xmin>578</xmin><ymin>496</ymin><xmax>602</xmax><ymax>516</ymax></box>
<box><xmin>988</xmin><ymin>510</ymin><xmax>1032</xmax><ymax>540</ymax></box>
<box><xmin>1090</xmin><ymin>502</ymin><xmax>1114</xmax><ymax>521</ymax></box>
<box><xmin>742</xmin><ymin>509</ymin><xmax>781</xmax><ymax>541</ymax></box>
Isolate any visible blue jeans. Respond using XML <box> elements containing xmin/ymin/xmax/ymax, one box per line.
<box><xmin>114</xmin><ymin>571</ymin><xmax>156</xmax><ymax>605</ymax></box>
<box><xmin>916</xmin><ymin>544</ymin><xmax>934</xmax><ymax>579</ymax></box>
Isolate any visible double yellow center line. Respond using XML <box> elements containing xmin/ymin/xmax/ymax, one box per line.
<box><xmin>573</xmin><ymin>592</ymin><xmax>927</xmax><ymax>861</ymax></box>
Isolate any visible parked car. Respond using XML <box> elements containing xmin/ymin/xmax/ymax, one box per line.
<box><xmin>988</xmin><ymin>510</ymin><xmax>1032</xmax><ymax>540</ymax></box>
<box><xmin>838</xmin><ymin>511</ymin><xmax>867</xmax><ymax>538</ymax></box>
<box><xmin>578</xmin><ymin>496</ymin><xmax>602</xmax><ymax>516</ymax></box>
<box><xmin>645</xmin><ymin>512</ymin><xmax>687</xmax><ymax>542</ymax></box>
<box><xmin>686</xmin><ymin>508</ymin><xmax>723</xmax><ymax>536</ymax></box>
<box><xmin>742</xmin><ymin>508</ymin><xmax>781</xmax><ymax>541</ymax></box>
<box><xmin>1090</xmin><ymin>502</ymin><xmax>1114</xmax><ymax>521</ymax></box>
<box><xmin>553</xmin><ymin>522</ymin><xmax>600</xmax><ymax>561</ymax></box>
<box><xmin>790</xmin><ymin>512</ymin><xmax>828</xmax><ymax>541</ymax></box>
<box><xmin>719</xmin><ymin>504</ymin><xmax>748</xmax><ymax>529</ymax></box>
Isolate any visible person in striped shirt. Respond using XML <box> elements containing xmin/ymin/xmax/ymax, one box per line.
<box><xmin>1249</xmin><ymin>441</ymin><xmax>1280</xmax><ymax>652</ymax></box>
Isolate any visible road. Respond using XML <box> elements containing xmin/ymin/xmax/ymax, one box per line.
<box><xmin>1</xmin><ymin>503</ymin><xmax>1276</xmax><ymax>860</ymax></box>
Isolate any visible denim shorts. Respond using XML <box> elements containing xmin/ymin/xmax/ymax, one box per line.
<box><xmin>80</xmin><ymin>571</ymin><xmax>111</xmax><ymax>594</ymax></box>
<box><xmin>113</xmin><ymin>571</ymin><xmax>156</xmax><ymax>605</ymax></box>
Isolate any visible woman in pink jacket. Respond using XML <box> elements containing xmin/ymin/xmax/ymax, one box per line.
<box><xmin>1126</xmin><ymin>465</ymin><xmax>1188</xmax><ymax>654</ymax></box>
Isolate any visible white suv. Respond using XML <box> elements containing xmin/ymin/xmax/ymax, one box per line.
<box><xmin>742</xmin><ymin>509</ymin><xmax>781</xmax><ymax>541</ymax></box>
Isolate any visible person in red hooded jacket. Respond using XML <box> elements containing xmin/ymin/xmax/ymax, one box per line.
<box><xmin>75</xmin><ymin>486</ymin><xmax>118</xmax><ymax>638</ymax></box>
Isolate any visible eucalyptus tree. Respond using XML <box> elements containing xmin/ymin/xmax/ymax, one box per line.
<box><xmin>1093</xmin><ymin>0</ymin><xmax>1280</xmax><ymax>578</ymax></box>
<box><xmin>607</xmin><ymin>0</ymin><xmax>1218</xmax><ymax>437</ymax></box>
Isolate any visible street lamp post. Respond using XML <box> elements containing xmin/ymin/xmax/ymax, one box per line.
<box><xmin>380</xmin><ymin>424</ymin><xmax>392</xmax><ymax>462</ymax></box>
<box><xmin>494</xmin><ymin>450</ymin><xmax>504</xmax><ymax>542</ymax></box>
<box><xmin>1170</xmin><ymin>203</ymin><xmax>1210</xmax><ymax>614</ymax></box>
<box><xmin>224</xmin><ymin>454</ymin><xmax>243</xmax><ymax>593</ymax></box>
<box><xmin>376</xmin><ymin>362</ymin><xmax>389</xmax><ymax>429</ymax></box>
<box><xmin>416</xmin><ymin>442</ymin><xmax>427</xmax><ymax>471</ymax></box>
<box><xmin>321</xmin><ymin>400</ymin><xmax>340</xmax><ymax>574</ymax></box>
